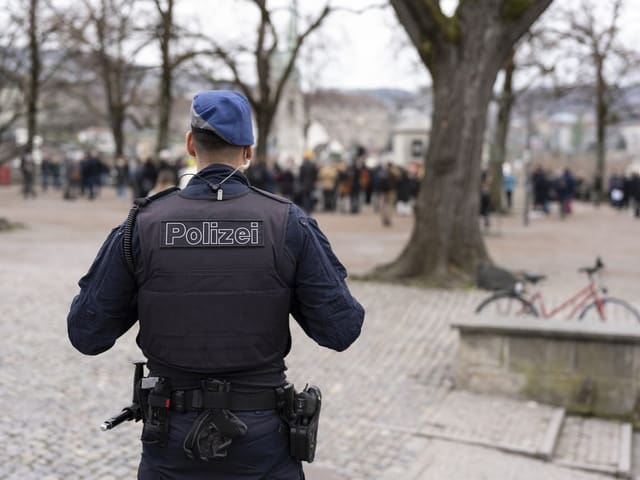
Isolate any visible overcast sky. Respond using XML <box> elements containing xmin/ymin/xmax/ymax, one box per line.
<box><xmin>169</xmin><ymin>0</ymin><xmax>640</xmax><ymax>92</ymax></box>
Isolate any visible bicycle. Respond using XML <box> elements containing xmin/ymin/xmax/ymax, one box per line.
<box><xmin>475</xmin><ymin>258</ymin><xmax>640</xmax><ymax>322</ymax></box>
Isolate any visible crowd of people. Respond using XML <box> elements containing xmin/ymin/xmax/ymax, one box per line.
<box><xmin>17</xmin><ymin>147</ymin><xmax>424</xmax><ymax>226</ymax></box>
<box><xmin>245</xmin><ymin>154</ymin><xmax>422</xmax><ymax>226</ymax></box>
<box><xmin>530</xmin><ymin>166</ymin><xmax>578</xmax><ymax>218</ymax></box>
<box><xmin>608</xmin><ymin>172</ymin><xmax>640</xmax><ymax>216</ymax></box>
<box><xmin>20</xmin><ymin>149</ymin><xmax>640</xmax><ymax>223</ymax></box>
<box><xmin>478</xmin><ymin>164</ymin><xmax>640</xmax><ymax>230</ymax></box>
<box><xmin>19</xmin><ymin>149</ymin><xmax>184</xmax><ymax>202</ymax></box>
<box><xmin>530</xmin><ymin>166</ymin><xmax>640</xmax><ymax>218</ymax></box>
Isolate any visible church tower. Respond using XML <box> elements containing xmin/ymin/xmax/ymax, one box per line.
<box><xmin>268</xmin><ymin>0</ymin><xmax>306</xmax><ymax>166</ymax></box>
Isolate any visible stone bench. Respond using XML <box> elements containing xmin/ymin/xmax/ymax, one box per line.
<box><xmin>452</xmin><ymin>317</ymin><xmax>640</xmax><ymax>422</ymax></box>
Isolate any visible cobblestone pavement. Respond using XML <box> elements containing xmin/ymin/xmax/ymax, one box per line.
<box><xmin>396</xmin><ymin>439</ymin><xmax>612</xmax><ymax>480</ymax></box>
<box><xmin>417</xmin><ymin>392</ymin><xmax>561</xmax><ymax>456</ymax></box>
<box><xmin>1</xmin><ymin>187</ymin><xmax>639</xmax><ymax>479</ymax></box>
<box><xmin>555</xmin><ymin>417</ymin><xmax>628</xmax><ymax>475</ymax></box>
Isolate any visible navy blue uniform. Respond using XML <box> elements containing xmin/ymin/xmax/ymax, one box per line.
<box><xmin>68</xmin><ymin>164</ymin><xmax>365</xmax><ymax>479</ymax></box>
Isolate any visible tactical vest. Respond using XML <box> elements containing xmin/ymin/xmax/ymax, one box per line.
<box><xmin>135</xmin><ymin>188</ymin><xmax>295</xmax><ymax>384</ymax></box>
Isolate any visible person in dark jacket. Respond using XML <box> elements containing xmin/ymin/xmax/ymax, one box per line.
<box><xmin>630</xmin><ymin>172</ymin><xmax>640</xmax><ymax>218</ymax></box>
<box><xmin>298</xmin><ymin>153</ymin><xmax>318</xmax><ymax>214</ymax></box>
<box><xmin>137</xmin><ymin>157</ymin><xmax>158</xmax><ymax>197</ymax></box>
<box><xmin>67</xmin><ymin>90</ymin><xmax>364</xmax><ymax>480</ymax></box>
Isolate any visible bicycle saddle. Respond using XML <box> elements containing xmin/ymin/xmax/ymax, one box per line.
<box><xmin>579</xmin><ymin>258</ymin><xmax>604</xmax><ymax>276</ymax></box>
<box><xmin>523</xmin><ymin>273</ymin><xmax>546</xmax><ymax>284</ymax></box>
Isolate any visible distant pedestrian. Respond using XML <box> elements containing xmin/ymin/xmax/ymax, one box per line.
<box><xmin>114</xmin><ymin>157</ymin><xmax>129</xmax><ymax>198</ymax></box>
<box><xmin>630</xmin><ymin>173</ymin><xmax>640</xmax><ymax>218</ymax></box>
<box><xmin>562</xmin><ymin>168</ymin><xmax>575</xmax><ymax>215</ymax></box>
<box><xmin>364</xmin><ymin>164</ymin><xmax>374</xmax><ymax>206</ymax></box>
<box><xmin>137</xmin><ymin>158</ymin><xmax>158</xmax><ymax>198</ymax></box>
<box><xmin>349</xmin><ymin>158</ymin><xmax>367</xmax><ymax>214</ymax></box>
<box><xmin>503</xmin><ymin>169</ymin><xmax>516</xmax><ymax>210</ymax></box>
<box><xmin>20</xmin><ymin>151</ymin><xmax>37</xmax><ymax>199</ymax></box>
<box><xmin>318</xmin><ymin>161</ymin><xmax>338</xmax><ymax>212</ymax></box>
<box><xmin>337</xmin><ymin>162</ymin><xmax>350</xmax><ymax>213</ymax></box>
<box><xmin>41</xmin><ymin>155</ymin><xmax>52</xmax><ymax>192</ymax></box>
<box><xmin>277</xmin><ymin>160</ymin><xmax>295</xmax><ymax>200</ymax></box>
<box><xmin>554</xmin><ymin>172</ymin><xmax>568</xmax><ymax>219</ymax></box>
<box><xmin>299</xmin><ymin>153</ymin><xmax>318</xmax><ymax>214</ymax></box>
<box><xmin>51</xmin><ymin>158</ymin><xmax>62</xmax><ymax>190</ymax></box>
<box><xmin>63</xmin><ymin>155</ymin><xmax>81</xmax><ymax>200</ymax></box>
<box><xmin>480</xmin><ymin>170</ymin><xmax>492</xmax><ymax>228</ymax></box>
<box><xmin>532</xmin><ymin>166</ymin><xmax>550</xmax><ymax>214</ymax></box>
<box><xmin>609</xmin><ymin>174</ymin><xmax>625</xmax><ymax>209</ymax></box>
<box><xmin>81</xmin><ymin>151</ymin><xmax>102</xmax><ymax>200</ymax></box>
<box><xmin>378</xmin><ymin>163</ymin><xmax>396</xmax><ymax>226</ymax></box>
<box><xmin>395</xmin><ymin>167</ymin><xmax>412</xmax><ymax>212</ymax></box>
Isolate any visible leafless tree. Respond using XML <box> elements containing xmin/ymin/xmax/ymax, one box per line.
<box><xmin>62</xmin><ymin>0</ymin><xmax>150</xmax><ymax>157</ymax></box>
<box><xmin>149</xmin><ymin>0</ymin><xmax>214</xmax><ymax>154</ymax></box>
<box><xmin>0</xmin><ymin>0</ymin><xmax>69</xmax><ymax>156</ymax></box>
<box><xmin>0</xmin><ymin>21</ymin><xmax>25</xmax><ymax>160</ymax></box>
<box><xmin>488</xmin><ymin>27</ymin><xmax>559</xmax><ymax>212</ymax></box>
<box><xmin>199</xmin><ymin>0</ymin><xmax>331</xmax><ymax>164</ymax></box>
<box><xmin>552</xmin><ymin>0</ymin><xmax>637</xmax><ymax>203</ymax></box>
<box><xmin>369</xmin><ymin>0</ymin><xmax>553</xmax><ymax>286</ymax></box>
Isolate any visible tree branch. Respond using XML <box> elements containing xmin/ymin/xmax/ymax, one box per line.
<box><xmin>211</xmin><ymin>44</ymin><xmax>257</xmax><ymax>110</ymax></box>
<box><xmin>502</xmin><ymin>0</ymin><xmax>554</xmax><ymax>47</ymax></box>
<box><xmin>601</xmin><ymin>0</ymin><xmax>622</xmax><ymax>56</ymax></box>
<box><xmin>389</xmin><ymin>0</ymin><xmax>458</xmax><ymax>71</ymax></box>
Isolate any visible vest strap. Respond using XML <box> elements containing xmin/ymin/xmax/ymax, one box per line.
<box><xmin>123</xmin><ymin>186</ymin><xmax>180</xmax><ymax>273</ymax></box>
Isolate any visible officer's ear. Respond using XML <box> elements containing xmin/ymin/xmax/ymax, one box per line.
<box><xmin>241</xmin><ymin>146</ymin><xmax>253</xmax><ymax>170</ymax></box>
<box><xmin>186</xmin><ymin>131</ymin><xmax>197</xmax><ymax>157</ymax></box>
<box><xmin>244</xmin><ymin>146</ymin><xmax>253</xmax><ymax>161</ymax></box>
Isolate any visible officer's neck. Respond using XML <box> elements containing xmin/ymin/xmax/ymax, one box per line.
<box><xmin>196</xmin><ymin>158</ymin><xmax>243</xmax><ymax>173</ymax></box>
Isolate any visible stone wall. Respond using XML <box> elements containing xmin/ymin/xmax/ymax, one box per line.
<box><xmin>452</xmin><ymin>318</ymin><xmax>640</xmax><ymax>422</ymax></box>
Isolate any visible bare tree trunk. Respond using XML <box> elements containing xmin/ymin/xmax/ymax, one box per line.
<box><xmin>373</xmin><ymin>59</ymin><xmax>497</xmax><ymax>285</ymax></box>
<box><xmin>374</xmin><ymin>0</ymin><xmax>552</xmax><ymax>286</ymax></box>
<box><xmin>255</xmin><ymin>108</ymin><xmax>273</xmax><ymax>163</ymax></box>
<box><xmin>561</xmin><ymin>0</ymin><xmax>625</xmax><ymax>205</ymax></box>
<box><xmin>26</xmin><ymin>0</ymin><xmax>40</xmax><ymax>152</ymax></box>
<box><xmin>155</xmin><ymin>0</ymin><xmax>173</xmax><ymax>154</ymax></box>
<box><xmin>594</xmin><ymin>55</ymin><xmax>607</xmax><ymax>205</ymax></box>
<box><xmin>156</xmin><ymin>48</ymin><xmax>172</xmax><ymax>153</ymax></box>
<box><xmin>111</xmin><ymin>106</ymin><xmax>125</xmax><ymax>158</ymax></box>
<box><xmin>489</xmin><ymin>51</ymin><xmax>515</xmax><ymax>213</ymax></box>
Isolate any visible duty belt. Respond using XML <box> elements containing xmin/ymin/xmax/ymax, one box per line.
<box><xmin>170</xmin><ymin>387</ymin><xmax>278</xmax><ymax>413</ymax></box>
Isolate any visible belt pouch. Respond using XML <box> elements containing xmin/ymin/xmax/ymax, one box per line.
<box><xmin>141</xmin><ymin>377</ymin><xmax>172</xmax><ymax>447</ymax></box>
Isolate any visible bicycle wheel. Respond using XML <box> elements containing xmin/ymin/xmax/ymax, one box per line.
<box><xmin>475</xmin><ymin>292</ymin><xmax>539</xmax><ymax>317</ymax></box>
<box><xmin>578</xmin><ymin>297</ymin><xmax>640</xmax><ymax>323</ymax></box>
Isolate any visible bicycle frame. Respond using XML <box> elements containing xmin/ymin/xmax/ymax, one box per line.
<box><xmin>526</xmin><ymin>278</ymin><xmax>603</xmax><ymax>320</ymax></box>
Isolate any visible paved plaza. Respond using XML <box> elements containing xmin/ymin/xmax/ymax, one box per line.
<box><xmin>1</xmin><ymin>185</ymin><xmax>640</xmax><ymax>479</ymax></box>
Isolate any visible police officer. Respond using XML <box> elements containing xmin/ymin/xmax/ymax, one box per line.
<box><xmin>67</xmin><ymin>90</ymin><xmax>365</xmax><ymax>479</ymax></box>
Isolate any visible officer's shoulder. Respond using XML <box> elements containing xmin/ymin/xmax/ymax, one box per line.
<box><xmin>249</xmin><ymin>186</ymin><xmax>292</xmax><ymax>205</ymax></box>
<box><xmin>134</xmin><ymin>186</ymin><xmax>181</xmax><ymax>209</ymax></box>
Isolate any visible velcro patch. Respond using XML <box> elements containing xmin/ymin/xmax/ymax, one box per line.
<box><xmin>161</xmin><ymin>221</ymin><xmax>264</xmax><ymax>248</ymax></box>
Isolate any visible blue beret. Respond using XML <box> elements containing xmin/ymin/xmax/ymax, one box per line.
<box><xmin>190</xmin><ymin>90</ymin><xmax>254</xmax><ymax>146</ymax></box>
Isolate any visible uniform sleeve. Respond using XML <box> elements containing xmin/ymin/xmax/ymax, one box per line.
<box><xmin>67</xmin><ymin>223</ymin><xmax>138</xmax><ymax>355</ymax></box>
<box><xmin>285</xmin><ymin>205</ymin><xmax>364</xmax><ymax>351</ymax></box>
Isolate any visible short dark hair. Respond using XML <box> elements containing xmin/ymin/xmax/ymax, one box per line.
<box><xmin>191</xmin><ymin>127</ymin><xmax>243</xmax><ymax>163</ymax></box>
<box><xmin>191</xmin><ymin>127</ymin><xmax>235</xmax><ymax>152</ymax></box>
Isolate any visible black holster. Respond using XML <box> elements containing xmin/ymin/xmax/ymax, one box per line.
<box><xmin>139</xmin><ymin>376</ymin><xmax>172</xmax><ymax>447</ymax></box>
<box><xmin>278</xmin><ymin>384</ymin><xmax>322</xmax><ymax>463</ymax></box>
